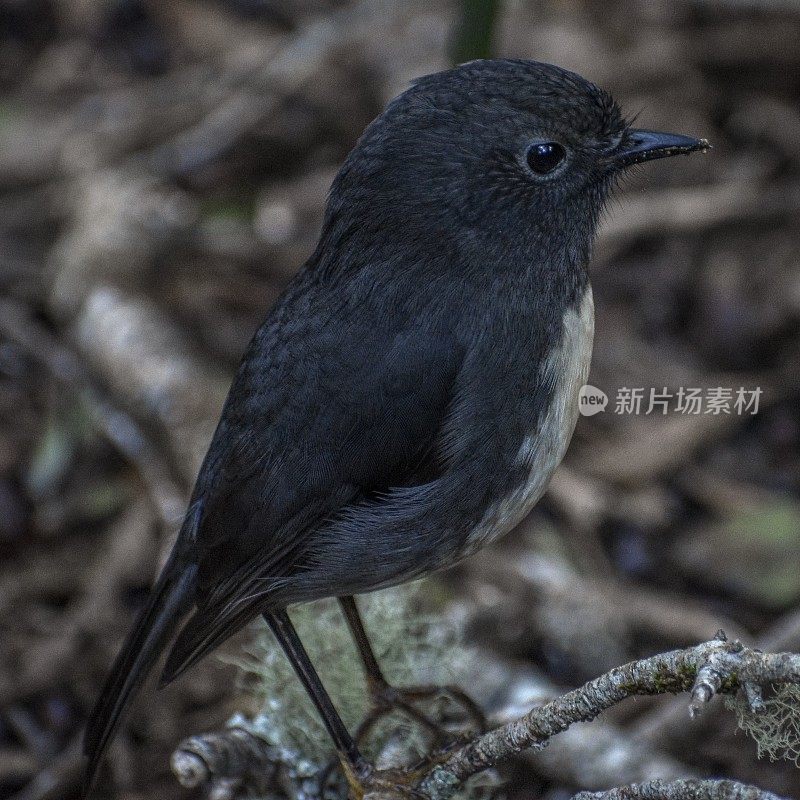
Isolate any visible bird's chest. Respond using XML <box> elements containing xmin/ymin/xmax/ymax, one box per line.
<box><xmin>465</xmin><ymin>285</ymin><xmax>595</xmax><ymax>552</ymax></box>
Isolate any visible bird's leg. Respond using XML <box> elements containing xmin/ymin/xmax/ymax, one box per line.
<box><xmin>262</xmin><ymin>611</ymin><xmax>372</xmax><ymax>795</ymax></box>
<box><xmin>338</xmin><ymin>595</ymin><xmax>389</xmax><ymax>696</ymax></box>
<box><xmin>338</xmin><ymin>596</ymin><xmax>487</xmax><ymax>748</ymax></box>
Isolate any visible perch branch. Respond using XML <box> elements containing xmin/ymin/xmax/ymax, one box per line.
<box><xmin>173</xmin><ymin>637</ymin><xmax>800</xmax><ymax>800</ymax></box>
<box><xmin>172</xmin><ymin>721</ymin><xmax>285</xmax><ymax>798</ymax></box>
<box><xmin>418</xmin><ymin>635</ymin><xmax>800</xmax><ymax>799</ymax></box>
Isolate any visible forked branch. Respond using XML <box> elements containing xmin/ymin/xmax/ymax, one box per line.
<box><xmin>419</xmin><ymin>633</ymin><xmax>797</xmax><ymax>799</ymax></box>
<box><xmin>571</xmin><ymin>778</ymin><xmax>786</xmax><ymax>800</ymax></box>
<box><xmin>174</xmin><ymin>634</ymin><xmax>800</xmax><ymax>800</ymax></box>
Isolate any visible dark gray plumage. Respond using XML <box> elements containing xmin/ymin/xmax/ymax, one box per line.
<box><xmin>83</xmin><ymin>59</ymin><xmax>707</xmax><ymax>793</ymax></box>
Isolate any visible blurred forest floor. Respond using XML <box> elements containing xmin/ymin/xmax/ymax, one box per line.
<box><xmin>1</xmin><ymin>0</ymin><xmax>799</xmax><ymax>798</ymax></box>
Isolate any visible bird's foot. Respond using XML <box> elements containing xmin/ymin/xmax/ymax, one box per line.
<box><xmin>320</xmin><ymin>684</ymin><xmax>484</xmax><ymax>799</ymax></box>
<box><xmin>336</xmin><ymin>746</ymin><xmax>457</xmax><ymax>800</ymax></box>
<box><xmin>358</xmin><ymin>681</ymin><xmax>486</xmax><ymax>748</ymax></box>
<box><xmin>342</xmin><ymin>762</ymin><xmax>418</xmax><ymax>800</ymax></box>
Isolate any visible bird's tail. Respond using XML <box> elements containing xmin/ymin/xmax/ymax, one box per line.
<box><xmin>82</xmin><ymin>528</ymin><xmax>198</xmax><ymax>796</ymax></box>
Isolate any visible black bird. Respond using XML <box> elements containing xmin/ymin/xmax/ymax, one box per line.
<box><xmin>83</xmin><ymin>59</ymin><xmax>707</xmax><ymax>795</ymax></box>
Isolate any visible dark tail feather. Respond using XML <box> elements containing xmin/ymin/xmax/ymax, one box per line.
<box><xmin>160</xmin><ymin>602</ymin><xmax>260</xmax><ymax>687</ymax></box>
<box><xmin>82</xmin><ymin>553</ymin><xmax>197</xmax><ymax>796</ymax></box>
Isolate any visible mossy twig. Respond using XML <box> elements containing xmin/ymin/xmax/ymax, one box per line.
<box><xmin>419</xmin><ymin>634</ymin><xmax>800</xmax><ymax>799</ymax></box>
<box><xmin>571</xmin><ymin>778</ymin><xmax>787</xmax><ymax>800</ymax></box>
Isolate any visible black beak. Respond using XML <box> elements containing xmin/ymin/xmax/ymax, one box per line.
<box><xmin>614</xmin><ymin>129</ymin><xmax>710</xmax><ymax>168</ymax></box>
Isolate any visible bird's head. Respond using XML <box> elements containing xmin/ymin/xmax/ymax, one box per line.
<box><xmin>322</xmin><ymin>59</ymin><xmax>708</xmax><ymax>274</ymax></box>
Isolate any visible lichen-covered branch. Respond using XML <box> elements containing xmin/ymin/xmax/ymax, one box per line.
<box><xmin>172</xmin><ymin>646</ymin><xmax>692</xmax><ymax>797</ymax></box>
<box><xmin>171</xmin><ymin>719</ymin><xmax>295</xmax><ymax>800</ymax></box>
<box><xmin>173</xmin><ymin>635</ymin><xmax>800</xmax><ymax>800</ymax></box>
<box><xmin>571</xmin><ymin>778</ymin><xmax>787</xmax><ymax>800</ymax></box>
<box><xmin>418</xmin><ymin>635</ymin><xmax>800</xmax><ymax>800</ymax></box>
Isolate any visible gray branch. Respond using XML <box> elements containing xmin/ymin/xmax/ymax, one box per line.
<box><xmin>419</xmin><ymin>635</ymin><xmax>799</xmax><ymax>799</ymax></box>
<box><xmin>571</xmin><ymin>778</ymin><xmax>787</xmax><ymax>800</ymax></box>
<box><xmin>173</xmin><ymin>635</ymin><xmax>800</xmax><ymax>800</ymax></box>
<box><xmin>171</xmin><ymin>720</ymin><xmax>295</xmax><ymax>800</ymax></box>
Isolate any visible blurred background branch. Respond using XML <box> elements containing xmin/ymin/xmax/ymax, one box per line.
<box><xmin>450</xmin><ymin>0</ymin><xmax>501</xmax><ymax>63</ymax></box>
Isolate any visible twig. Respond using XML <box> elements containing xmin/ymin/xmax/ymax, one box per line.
<box><xmin>171</xmin><ymin>720</ymin><xmax>285</xmax><ymax>797</ymax></box>
<box><xmin>0</xmin><ymin>298</ymin><xmax>185</xmax><ymax>525</ymax></box>
<box><xmin>173</xmin><ymin>649</ymin><xmax>693</xmax><ymax>797</ymax></box>
<box><xmin>173</xmin><ymin>637</ymin><xmax>800</xmax><ymax>800</ymax></box>
<box><xmin>571</xmin><ymin>778</ymin><xmax>788</xmax><ymax>800</ymax></box>
<box><xmin>633</xmin><ymin>601</ymin><xmax>800</xmax><ymax>748</ymax></box>
<box><xmin>418</xmin><ymin>636</ymin><xmax>800</xmax><ymax>799</ymax></box>
<box><xmin>487</xmin><ymin>657</ymin><xmax>692</xmax><ymax>789</ymax></box>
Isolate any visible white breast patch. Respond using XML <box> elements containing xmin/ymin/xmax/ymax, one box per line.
<box><xmin>466</xmin><ymin>285</ymin><xmax>595</xmax><ymax>552</ymax></box>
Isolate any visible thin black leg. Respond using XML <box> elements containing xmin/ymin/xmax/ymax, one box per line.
<box><xmin>263</xmin><ymin>610</ymin><xmax>369</xmax><ymax>777</ymax></box>
<box><xmin>338</xmin><ymin>596</ymin><xmax>488</xmax><ymax>738</ymax></box>
<box><xmin>338</xmin><ymin>596</ymin><xmax>387</xmax><ymax>690</ymax></box>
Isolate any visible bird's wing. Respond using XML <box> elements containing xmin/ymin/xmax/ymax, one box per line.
<box><xmin>161</xmin><ymin>272</ymin><xmax>467</xmax><ymax>681</ymax></box>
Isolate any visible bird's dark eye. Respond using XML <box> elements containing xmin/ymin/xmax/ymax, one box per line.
<box><xmin>526</xmin><ymin>142</ymin><xmax>566</xmax><ymax>175</ymax></box>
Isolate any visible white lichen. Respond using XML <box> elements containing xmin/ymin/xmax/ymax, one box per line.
<box><xmin>726</xmin><ymin>684</ymin><xmax>800</xmax><ymax>766</ymax></box>
<box><xmin>223</xmin><ymin>579</ymin><xmax>479</xmax><ymax>766</ymax></box>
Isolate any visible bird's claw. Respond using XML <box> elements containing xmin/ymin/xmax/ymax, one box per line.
<box><xmin>364</xmin><ymin>682</ymin><xmax>486</xmax><ymax>744</ymax></box>
<box><xmin>320</xmin><ymin>683</ymin><xmax>484</xmax><ymax>799</ymax></box>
